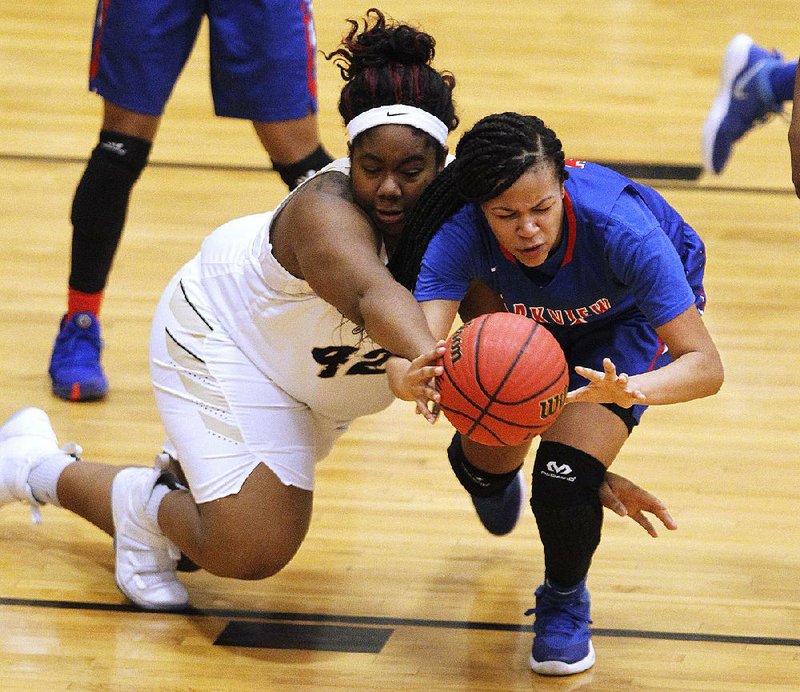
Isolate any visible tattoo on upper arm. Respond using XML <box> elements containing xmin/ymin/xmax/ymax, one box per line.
<box><xmin>307</xmin><ymin>171</ymin><xmax>354</xmax><ymax>202</ymax></box>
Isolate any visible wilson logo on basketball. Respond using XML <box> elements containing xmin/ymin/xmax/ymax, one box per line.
<box><xmin>538</xmin><ymin>386</ymin><xmax>567</xmax><ymax>420</ymax></box>
<box><xmin>448</xmin><ymin>325</ymin><xmax>465</xmax><ymax>364</ymax></box>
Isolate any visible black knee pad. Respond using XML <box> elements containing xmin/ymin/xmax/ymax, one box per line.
<box><xmin>73</xmin><ymin>132</ymin><xmax>151</xmax><ymax>221</ymax></box>
<box><xmin>447</xmin><ymin>432</ymin><xmax>522</xmax><ymax>498</ymax></box>
<box><xmin>69</xmin><ymin>131</ymin><xmax>151</xmax><ymax>292</ymax></box>
<box><xmin>97</xmin><ymin>129</ymin><xmax>152</xmax><ymax>171</ymax></box>
<box><xmin>530</xmin><ymin>441</ymin><xmax>607</xmax><ymax>587</ymax></box>
<box><xmin>273</xmin><ymin>145</ymin><xmax>333</xmax><ymax>189</ymax></box>
<box><xmin>530</xmin><ymin>440</ymin><xmax>606</xmax><ymax>509</ymax></box>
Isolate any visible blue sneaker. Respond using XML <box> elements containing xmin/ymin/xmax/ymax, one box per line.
<box><xmin>702</xmin><ymin>34</ymin><xmax>784</xmax><ymax>174</ymax></box>
<box><xmin>526</xmin><ymin>578</ymin><xmax>595</xmax><ymax>676</ymax></box>
<box><xmin>471</xmin><ymin>470</ymin><xmax>525</xmax><ymax>535</ymax></box>
<box><xmin>48</xmin><ymin>313</ymin><xmax>108</xmax><ymax>401</ymax></box>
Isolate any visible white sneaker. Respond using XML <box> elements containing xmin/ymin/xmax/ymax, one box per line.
<box><xmin>0</xmin><ymin>407</ymin><xmax>63</xmax><ymax>518</ymax></box>
<box><xmin>111</xmin><ymin>467</ymin><xmax>189</xmax><ymax>610</ymax></box>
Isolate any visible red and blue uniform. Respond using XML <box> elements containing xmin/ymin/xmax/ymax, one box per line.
<box><xmin>89</xmin><ymin>0</ymin><xmax>319</xmax><ymax>121</ymax></box>
<box><xmin>414</xmin><ymin>161</ymin><xmax>707</xmax><ymax>425</ymax></box>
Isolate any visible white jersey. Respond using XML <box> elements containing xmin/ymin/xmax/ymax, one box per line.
<box><xmin>194</xmin><ymin>158</ymin><xmax>396</xmax><ymax>422</ymax></box>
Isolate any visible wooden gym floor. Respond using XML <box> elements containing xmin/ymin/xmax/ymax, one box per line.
<box><xmin>1</xmin><ymin>1</ymin><xmax>799</xmax><ymax>689</ymax></box>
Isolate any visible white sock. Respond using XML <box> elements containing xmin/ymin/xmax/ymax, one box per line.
<box><xmin>28</xmin><ymin>453</ymin><xmax>78</xmax><ymax>507</ymax></box>
<box><xmin>145</xmin><ymin>481</ymin><xmax>172</xmax><ymax>529</ymax></box>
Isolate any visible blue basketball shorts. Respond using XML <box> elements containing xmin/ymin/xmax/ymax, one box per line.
<box><xmin>89</xmin><ymin>0</ymin><xmax>319</xmax><ymax>121</ymax></box>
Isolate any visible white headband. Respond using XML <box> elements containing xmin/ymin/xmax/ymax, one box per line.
<box><xmin>346</xmin><ymin>105</ymin><xmax>449</xmax><ymax>146</ymax></box>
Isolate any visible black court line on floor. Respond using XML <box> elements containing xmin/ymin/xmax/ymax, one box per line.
<box><xmin>2</xmin><ymin>152</ymin><xmax>797</xmax><ymax>195</ymax></box>
<box><xmin>2</xmin><ymin>152</ymin><xmax>274</xmax><ymax>175</ymax></box>
<box><xmin>590</xmin><ymin>160</ymin><xmax>703</xmax><ymax>181</ymax></box>
<box><xmin>2</xmin><ymin>596</ymin><xmax>799</xmax><ymax>650</ymax></box>
<box><xmin>215</xmin><ymin>621</ymin><xmax>393</xmax><ymax>652</ymax></box>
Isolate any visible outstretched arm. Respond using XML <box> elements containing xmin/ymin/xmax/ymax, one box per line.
<box><xmin>387</xmin><ymin>283</ymin><xmax>504</xmax><ymax>420</ymax></box>
<box><xmin>384</xmin><ymin>298</ymin><xmax>461</xmax><ymax>419</ymax></box>
<box><xmin>277</xmin><ymin>173</ymin><xmax>439</xmax><ymax>362</ymax></box>
<box><xmin>567</xmin><ymin>305</ymin><xmax>723</xmax><ymax>407</ymax></box>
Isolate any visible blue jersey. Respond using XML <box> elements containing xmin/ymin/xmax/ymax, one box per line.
<box><xmin>414</xmin><ymin>161</ymin><xmax>708</xmax><ymax>424</ymax></box>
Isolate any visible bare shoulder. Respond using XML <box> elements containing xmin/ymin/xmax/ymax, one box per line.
<box><xmin>271</xmin><ymin>170</ymin><xmax>374</xmax><ymax>277</ymax></box>
<box><xmin>276</xmin><ymin>170</ymin><xmax>360</xmax><ymax>230</ymax></box>
<box><xmin>296</xmin><ymin>170</ymin><xmax>354</xmax><ymax>205</ymax></box>
<box><xmin>279</xmin><ymin>170</ymin><xmax>367</xmax><ymax>226</ymax></box>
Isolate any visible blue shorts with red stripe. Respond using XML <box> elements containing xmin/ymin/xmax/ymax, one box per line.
<box><xmin>89</xmin><ymin>0</ymin><xmax>319</xmax><ymax>121</ymax></box>
<box><xmin>557</xmin><ymin>311</ymin><xmax>679</xmax><ymax>427</ymax></box>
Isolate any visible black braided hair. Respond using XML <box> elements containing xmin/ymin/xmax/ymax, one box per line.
<box><xmin>325</xmin><ymin>8</ymin><xmax>458</xmax><ymax>161</ymax></box>
<box><xmin>389</xmin><ymin>112</ymin><xmax>568</xmax><ymax>290</ymax></box>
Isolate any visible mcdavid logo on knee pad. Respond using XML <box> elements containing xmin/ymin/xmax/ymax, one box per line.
<box><xmin>542</xmin><ymin>461</ymin><xmax>576</xmax><ymax>481</ymax></box>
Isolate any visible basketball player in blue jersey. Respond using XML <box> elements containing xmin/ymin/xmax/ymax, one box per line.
<box><xmin>389</xmin><ymin>112</ymin><xmax>724</xmax><ymax>676</ymax></box>
<box><xmin>1</xmin><ymin>14</ymin><xmax>671</xmax><ymax>633</ymax></box>
<box><xmin>48</xmin><ymin>0</ymin><xmax>334</xmax><ymax>402</ymax></box>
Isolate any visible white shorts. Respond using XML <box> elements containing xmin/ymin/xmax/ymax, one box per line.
<box><xmin>149</xmin><ymin>261</ymin><xmax>351</xmax><ymax>502</ymax></box>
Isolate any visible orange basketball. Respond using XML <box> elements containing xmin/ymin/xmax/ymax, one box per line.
<box><xmin>437</xmin><ymin>312</ymin><xmax>569</xmax><ymax>446</ymax></box>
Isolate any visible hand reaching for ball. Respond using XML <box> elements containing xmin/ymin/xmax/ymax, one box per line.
<box><xmin>567</xmin><ymin>357</ymin><xmax>646</xmax><ymax>408</ymax></box>
<box><xmin>386</xmin><ymin>342</ymin><xmax>446</xmax><ymax>424</ymax></box>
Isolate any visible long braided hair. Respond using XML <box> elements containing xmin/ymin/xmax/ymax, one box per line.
<box><xmin>389</xmin><ymin>112</ymin><xmax>568</xmax><ymax>290</ymax></box>
<box><xmin>325</xmin><ymin>8</ymin><xmax>459</xmax><ymax>163</ymax></box>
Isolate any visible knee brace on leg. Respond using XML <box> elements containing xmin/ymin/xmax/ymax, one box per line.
<box><xmin>272</xmin><ymin>145</ymin><xmax>333</xmax><ymax>190</ymax></box>
<box><xmin>530</xmin><ymin>441</ymin><xmax>606</xmax><ymax>588</ymax></box>
<box><xmin>69</xmin><ymin>130</ymin><xmax>151</xmax><ymax>293</ymax></box>
<box><xmin>530</xmin><ymin>441</ymin><xmax>606</xmax><ymax>507</ymax></box>
<box><xmin>447</xmin><ymin>432</ymin><xmax>522</xmax><ymax>498</ymax></box>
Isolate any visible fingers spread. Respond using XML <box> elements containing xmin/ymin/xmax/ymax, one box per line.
<box><xmin>633</xmin><ymin>512</ymin><xmax>658</xmax><ymax>538</ymax></box>
<box><xmin>655</xmin><ymin>508</ymin><xmax>678</xmax><ymax>531</ymax></box>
